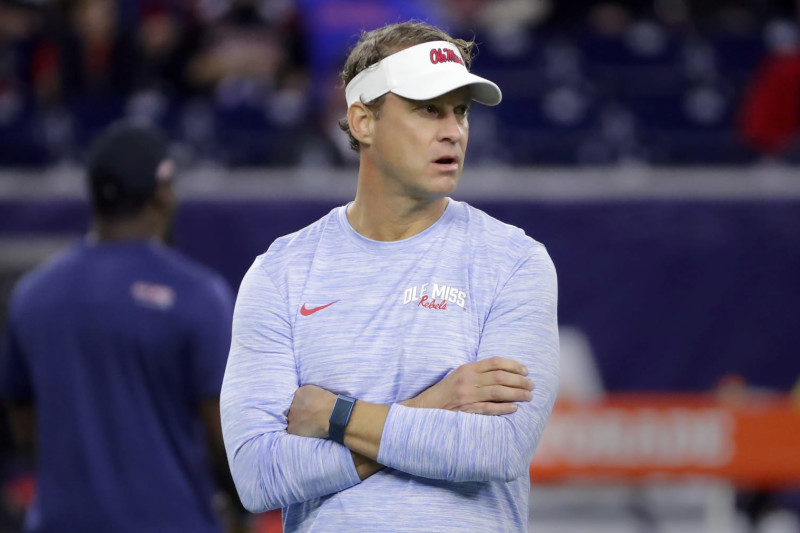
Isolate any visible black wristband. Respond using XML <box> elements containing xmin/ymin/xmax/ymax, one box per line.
<box><xmin>328</xmin><ymin>394</ymin><xmax>356</xmax><ymax>445</ymax></box>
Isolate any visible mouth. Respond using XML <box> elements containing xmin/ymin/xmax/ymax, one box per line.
<box><xmin>433</xmin><ymin>156</ymin><xmax>459</xmax><ymax>170</ymax></box>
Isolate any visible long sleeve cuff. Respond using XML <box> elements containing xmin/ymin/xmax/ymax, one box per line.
<box><xmin>377</xmin><ymin>403</ymin><xmax>476</xmax><ymax>480</ymax></box>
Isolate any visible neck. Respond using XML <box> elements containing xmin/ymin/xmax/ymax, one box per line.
<box><xmin>348</xmin><ymin>164</ymin><xmax>449</xmax><ymax>241</ymax></box>
<box><xmin>92</xmin><ymin>211</ymin><xmax>164</xmax><ymax>243</ymax></box>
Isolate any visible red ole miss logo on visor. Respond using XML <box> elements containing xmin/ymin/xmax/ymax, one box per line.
<box><xmin>430</xmin><ymin>48</ymin><xmax>464</xmax><ymax>66</ymax></box>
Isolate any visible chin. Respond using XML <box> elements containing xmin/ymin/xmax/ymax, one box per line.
<box><xmin>405</xmin><ymin>170</ymin><xmax>461</xmax><ymax>199</ymax></box>
<box><xmin>432</xmin><ymin>174</ymin><xmax>460</xmax><ymax>194</ymax></box>
<box><xmin>407</xmin><ymin>183</ymin><xmax>457</xmax><ymax>202</ymax></box>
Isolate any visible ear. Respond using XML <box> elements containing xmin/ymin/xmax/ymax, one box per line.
<box><xmin>151</xmin><ymin>182</ymin><xmax>175</xmax><ymax>214</ymax></box>
<box><xmin>347</xmin><ymin>103</ymin><xmax>375</xmax><ymax>147</ymax></box>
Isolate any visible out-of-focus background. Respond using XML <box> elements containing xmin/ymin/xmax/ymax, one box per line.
<box><xmin>1</xmin><ymin>0</ymin><xmax>800</xmax><ymax>532</ymax></box>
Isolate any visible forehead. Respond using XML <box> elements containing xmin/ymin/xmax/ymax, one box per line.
<box><xmin>396</xmin><ymin>86</ymin><xmax>472</xmax><ymax>106</ymax></box>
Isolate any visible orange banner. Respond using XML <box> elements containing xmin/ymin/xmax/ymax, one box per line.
<box><xmin>530</xmin><ymin>394</ymin><xmax>800</xmax><ymax>488</ymax></box>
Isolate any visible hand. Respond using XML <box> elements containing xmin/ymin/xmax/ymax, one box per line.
<box><xmin>402</xmin><ymin>357</ymin><xmax>532</xmax><ymax>415</ymax></box>
<box><xmin>287</xmin><ymin>385</ymin><xmax>336</xmax><ymax>438</ymax></box>
<box><xmin>224</xmin><ymin>519</ymin><xmax>253</xmax><ymax>533</ymax></box>
<box><xmin>214</xmin><ymin>492</ymin><xmax>253</xmax><ymax>533</ymax></box>
<box><xmin>288</xmin><ymin>386</ymin><xmax>384</xmax><ymax>480</ymax></box>
<box><xmin>351</xmin><ymin>451</ymin><xmax>383</xmax><ymax>480</ymax></box>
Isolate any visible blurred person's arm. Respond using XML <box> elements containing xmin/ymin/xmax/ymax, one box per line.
<box><xmin>6</xmin><ymin>401</ymin><xmax>36</xmax><ymax>463</ymax></box>
<box><xmin>200</xmin><ymin>399</ymin><xmax>252</xmax><ymax>533</ymax></box>
<box><xmin>187</xmin><ymin>275</ymin><xmax>252</xmax><ymax>530</ymax></box>
<box><xmin>1</xmin><ymin>287</ymin><xmax>37</xmax><ymax>464</ymax></box>
<box><xmin>287</xmin><ymin>244</ymin><xmax>559</xmax><ymax>482</ymax></box>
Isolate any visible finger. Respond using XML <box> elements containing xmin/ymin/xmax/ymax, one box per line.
<box><xmin>478</xmin><ymin>385</ymin><xmax>532</xmax><ymax>404</ymax></box>
<box><xmin>462</xmin><ymin>402</ymin><xmax>518</xmax><ymax>415</ymax></box>
<box><xmin>475</xmin><ymin>356</ymin><xmax>527</xmax><ymax>376</ymax></box>
<box><xmin>477</xmin><ymin>370</ymin><xmax>534</xmax><ymax>390</ymax></box>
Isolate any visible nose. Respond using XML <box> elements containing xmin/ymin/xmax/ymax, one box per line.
<box><xmin>437</xmin><ymin>111</ymin><xmax>465</xmax><ymax>144</ymax></box>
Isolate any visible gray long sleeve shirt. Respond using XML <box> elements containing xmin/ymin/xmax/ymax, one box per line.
<box><xmin>221</xmin><ymin>200</ymin><xmax>560</xmax><ymax>532</ymax></box>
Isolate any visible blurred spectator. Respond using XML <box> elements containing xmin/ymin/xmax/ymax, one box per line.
<box><xmin>0</xmin><ymin>0</ymin><xmax>49</xmax><ymax>166</ymax></box>
<box><xmin>21</xmin><ymin>0</ymin><xmax>142</xmax><ymax>152</ymax></box>
<box><xmin>132</xmin><ymin>1</ymin><xmax>202</xmax><ymax>97</ymax></box>
<box><xmin>294</xmin><ymin>0</ymin><xmax>440</xmax><ymax>103</ymax></box>
<box><xmin>187</xmin><ymin>0</ymin><xmax>302</xmax><ymax>94</ymax></box>
<box><xmin>55</xmin><ymin>0</ymin><xmax>138</xmax><ymax>103</ymax></box>
<box><xmin>546</xmin><ymin>0</ymin><xmax>648</xmax><ymax>29</ymax></box>
<box><xmin>2</xmin><ymin>0</ymin><xmax>800</xmax><ymax>167</ymax></box>
<box><xmin>124</xmin><ymin>1</ymin><xmax>207</xmax><ymax>144</ymax></box>
<box><xmin>738</xmin><ymin>18</ymin><xmax>800</xmax><ymax>158</ymax></box>
<box><xmin>0</xmin><ymin>121</ymin><xmax>249</xmax><ymax>533</ymax></box>
<box><xmin>437</xmin><ymin>0</ymin><xmax>550</xmax><ymax>63</ymax></box>
<box><xmin>0</xmin><ymin>0</ymin><xmax>41</xmax><ymax>100</ymax></box>
<box><xmin>184</xmin><ymin>0</ymin><xmax>309</xmax><ymax>165</ymax></box>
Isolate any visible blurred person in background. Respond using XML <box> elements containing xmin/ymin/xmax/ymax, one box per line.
<box><xmin>738</xmin><ymin>9</ymin><xmax>800</xmax><ymax>160</ymax></box>
<box><xmin>186</xmin><ymin>0</ymin><xmax>305</xmax><ymax>96</ymax></box>
<box><xmin>18</xmin><ymin>0</ymin><xmax>140</xmax><ymax>157</ymax></box>
<box><xmin>221</xmin><ymin>20</ymin><xmax>559</xmax><ymax>531</ymax></box>
<box><xmin>0</xmin><ymin>0</ymin><xmax>49</xmax><ymax>166</ymax></box>
<box><xmin>183</xmin><ymin>0</ymin><xmax>308</xmax><ymax>165</ymax></box>
<box><xmin>52</xmin><ymin>0</ymin><xmax>137</xmax><ymax>107</ymax></box>
<box><xmin>131</xmin><ymin>1</ymin><xmax>205</xmax><ymax>98</ymax></box>
<box><xmin>0</xmin><ymin>121</ymin><xmax>250</xmax><ymax>533</ymax></box>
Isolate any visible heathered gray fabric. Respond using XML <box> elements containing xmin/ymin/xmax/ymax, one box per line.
<box><xmin>221</xmin><ymin>200</ymin><xmax>559</xmax><ymax>532</ymax></box>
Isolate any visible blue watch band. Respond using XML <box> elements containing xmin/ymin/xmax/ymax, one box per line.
<box><xmin>328</xmin><ymin>394</ymin><xmax>356</xmax><ymax>445</ymax></box>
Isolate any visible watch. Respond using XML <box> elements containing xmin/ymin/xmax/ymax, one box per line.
<box><xmin>328</xmin><ymin>394</ymin><xmax>357</xmax><ymax>445</ymax></box>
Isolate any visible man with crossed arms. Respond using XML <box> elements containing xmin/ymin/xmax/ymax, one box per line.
<box><xmin>221</xmin><ymin>21</ymin><xmax>559</xmax><ymax>532</ymax></box>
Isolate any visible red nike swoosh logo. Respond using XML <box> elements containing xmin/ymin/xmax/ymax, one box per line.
<box><xmin>300</xmin><ymin>301</ymin><xmax>339</xmax><ymax>316</ymax></box>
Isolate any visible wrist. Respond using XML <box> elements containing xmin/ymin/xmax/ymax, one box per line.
<box><xmin>328</xmin><ymin>394</ymin><xmax>357</xmax><ymax>444</ymax></box>
<box><xmin>399</xmin><ymin>397</ymin><xmax>420</xmax><ymax>409</ymax></box>
<box><xmin>321</xmin><ymin>393</ymin><xmax>337</xmax><ymax>437</ymax></box>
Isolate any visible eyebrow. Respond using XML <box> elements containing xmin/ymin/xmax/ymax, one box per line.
<box><xmin>405</xmin><ymin>96</ymin><xmax>472</xmax><ymax>107</ymax></box>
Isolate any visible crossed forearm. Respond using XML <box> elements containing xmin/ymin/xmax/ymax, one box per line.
<box><xmin>285</xmin><ymin>385</ymin><xmax>388</xmax><ymax>462</ymax></box>
<box><xmin>286</xmin><ymin>357</ymin><xmax>534</xmax><ymax>478</ymax></box>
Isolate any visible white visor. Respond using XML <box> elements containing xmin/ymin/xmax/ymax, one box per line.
<box><xmin>345</xmin><ymin>40</ymin><xmax>502</xmax><ymax>108</ymax></box>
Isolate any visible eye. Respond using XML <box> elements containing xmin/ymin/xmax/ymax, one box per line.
<box><xmin>420</xmin><ymin>105</ymin><xmax>438</xmax><ymax>116</ymax></box>
<box><xmin>455</xmin><ymin>105</ymin><xmax>470</xmax><ymax>116</ymax></box>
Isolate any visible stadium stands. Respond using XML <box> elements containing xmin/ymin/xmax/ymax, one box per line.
<box><xmin>0</xmin><ymin>0</ymin><xmax>796</xmax><ymax>168</ymax></box>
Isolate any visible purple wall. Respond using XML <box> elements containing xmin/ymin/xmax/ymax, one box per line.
<box><xmin>2</xmin><ymin>198</ymin><xmax>799</xmax><ymax>393</ymax></box>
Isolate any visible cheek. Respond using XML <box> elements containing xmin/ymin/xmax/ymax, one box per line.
<box><xmin>388</xmin><ymin>126</ymin><xmax>422</xmax><ymax>160</ymax></box>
